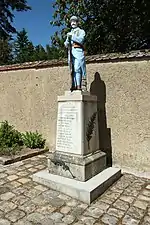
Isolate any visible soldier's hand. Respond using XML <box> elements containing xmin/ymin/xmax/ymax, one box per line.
<box><xmin>67</xmin><ymin>33</ymin><xmax>72</xmax><ymax>39</ymax></box>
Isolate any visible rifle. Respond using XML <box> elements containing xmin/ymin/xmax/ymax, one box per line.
<box><xmin>68</xmin><ymin>36</ymin><xmax>75</xmax><ymax>92</ymax></box>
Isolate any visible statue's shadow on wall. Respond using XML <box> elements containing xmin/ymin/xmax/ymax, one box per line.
<box><xmin>90</xmin><ymin>72</ymin><xmax>112</xmax><ymax>167</ymax></box>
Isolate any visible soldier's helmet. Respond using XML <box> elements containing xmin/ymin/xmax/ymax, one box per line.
<box><xmin>70</xmin><ymin>16</ymin><xmax>78</xmax><ymax>22</ymax></box>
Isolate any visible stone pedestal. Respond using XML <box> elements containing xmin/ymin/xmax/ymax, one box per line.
<box><xmin>55</xmin><ymin>90</ymin><xmax>100</xmax><ymax>156</ymax></box>
<box><xmin>48</xmin><ymin>150</ymin><xmax>106</xmax><ymax>181</ymax></box>
<box><xmin>33</xmin><ymin>91</ymin><xmax>121</xmax><ymax>204</ymax></box>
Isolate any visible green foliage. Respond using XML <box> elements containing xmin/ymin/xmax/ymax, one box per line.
<box><xmin>22</xmin><ymin>131</ymin><xmax>46</xmax><ymax>149</ymax></box>
<box><xmin>0</xmin><ymin>145</ymin><xmax>22</xmax><ymax>156</ymax></box>
<box><xmin>33</xmin><ymin>45</ymin><xmax>48</xmax><ymax>61</ymax></box>
<box><xmin>10</xmin><ymin>29</ymin><xmax>65</xmax><ymax>64</ymax></box>
<box><xmin>0</xmin><ymin>120</ymin><xmax>23</xmax><ymax>149</ymax></box>
<box><xmin>0</xmin><ymin>28</ymin><xmax>65</xmax><ymax>65</ymax></box>
<box><xmin>14</xmin><ymin>28</ymin><xmax>35</xmax><ymax>63</ymax></box>
<box><xmin>51</xmin><ymin>0</ymin><xmax>150</xmax><ymax>54</ymax></box>
<box><xmin>0</xmin><ymin>0</ymin><xmax>65</xmax><ymax>64</ymax></box>
<box><xmin>0</xmin><ymin>38</ymin><xmax>13</xmax><ymax>65</ymax></box>
<box><xmin>46</xmin><ymin>44</ymin><xmax>66</xmax><ymax>60</ymax></box>
<box><xmin>0</xmin><ymin>0</ymin><xmax>31</xmax><ymax>39</ymax></box>
<box><xmin>0</xmin><ymin>121</ymin><xmax>46</xmax><ymax>155</ymax></box>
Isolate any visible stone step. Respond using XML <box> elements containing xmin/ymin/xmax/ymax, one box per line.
<box><xmin>32</xmin><ymin>167</ymin><xmax>121</xmax><ymax>204</ymax></box>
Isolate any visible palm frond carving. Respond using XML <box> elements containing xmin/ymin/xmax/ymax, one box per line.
<box><xmin>86</xmin><ymin>112</ymin><xmax>97</xmax><ymax>150</ymax></box>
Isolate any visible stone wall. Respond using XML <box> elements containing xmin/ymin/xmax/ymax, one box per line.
<box><xmin>0</xmin><ymin>50</ymin><xmax>150</xmax><ymax>173</ymax></box>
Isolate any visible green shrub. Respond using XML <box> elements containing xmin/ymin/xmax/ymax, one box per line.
<box><xmin>22</xmin><ymin>131</ymin><xmax>46</xmax><ymax>149</ymax></box>
<box><xmin>0</xmin><ymin>144</ymin><xmax>22</xmax><ymax>156</ymax></box>
<box><xmin>0</xmin><ymin>120</ymin><xmax>23</xmax><ymax>148</ymax></box>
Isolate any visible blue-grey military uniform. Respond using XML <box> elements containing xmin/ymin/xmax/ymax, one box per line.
<box><xmin>64</xmin><ymin>23</ymin><xmax>86</xmax><ymax>87</ymax></box>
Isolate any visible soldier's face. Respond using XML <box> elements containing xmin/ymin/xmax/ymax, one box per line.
<box><xmin>71</xmin><ymin>20</ymin><xmax>78</xmax><ymax>28</ymax></box>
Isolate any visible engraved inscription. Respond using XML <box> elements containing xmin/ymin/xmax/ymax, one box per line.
<box><xmin>56</xmin><ymin>103</ymin><xmax>78</xmax><ymax>152</ymax></box>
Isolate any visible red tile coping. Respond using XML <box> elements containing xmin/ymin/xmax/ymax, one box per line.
<box><xmin>0</xmin><ymin>49</ymin><xmax>150</xmax><ymax>72</ymax></box>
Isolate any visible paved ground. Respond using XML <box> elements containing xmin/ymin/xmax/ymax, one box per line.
<box><xmin>0</xmin><ymin>153</ymin><xmax>149</xmax><ymax>225</ymax></box>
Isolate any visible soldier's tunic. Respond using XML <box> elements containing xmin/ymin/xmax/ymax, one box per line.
<box><xmin>64</xmin><ymin>27</ymin><xmax>86</xmax><ymax>86</ymax></box>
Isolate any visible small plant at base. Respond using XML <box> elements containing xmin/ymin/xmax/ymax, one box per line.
<box><xmin>0</xmin><ymin>144</ymin><xmax>22</xmax><ymax>156</ymax></box>
<box><xmin>0</xmin><ymin>120</ymin><xmax>23</xmax><ymax>156</ymax></box>
<box><xmin>0</xmin><ymin>120</ymin><xmax>23</xmax><ymax>148</ymax></box>
<box><xmin>22</xmin><ymin>131</ymin><xmax>46</xmax><ymax>149</ymax></box>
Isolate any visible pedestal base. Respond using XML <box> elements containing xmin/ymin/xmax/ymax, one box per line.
<box><xmin>48</xmin><ymin>150</ymin><xmax>106</xmax><ymax>181</ymax></box>
<box><xmin>32</xmin><ymin>167</ymin><xmax>121</xmax><ymax>204</ymax></box>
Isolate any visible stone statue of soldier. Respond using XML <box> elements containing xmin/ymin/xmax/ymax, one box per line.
<box><xmin>64</xmin><ymin>16</ymin><xmax>87</xmax><ymax>91</ymax></box>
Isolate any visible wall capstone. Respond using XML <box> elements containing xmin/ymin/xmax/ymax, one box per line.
<box><xmin>1</xmin><ymin>49</ymin><xmax>150</xmax><ymax>72</ymax></box>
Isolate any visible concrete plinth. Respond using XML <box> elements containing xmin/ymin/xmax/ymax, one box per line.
<box><xmin>48</xmin><ymin>150</ymin><xmax>106</xmax><ymax>181</ymax></box>
<box><xmin>33</xmin><ymin>167</ymin><xmax>121</xmax><ymax>204</ymax></box>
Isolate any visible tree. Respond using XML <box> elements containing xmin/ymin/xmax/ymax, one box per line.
<box><xmin>34</xmin><ymin>45</ymin><xmax>48</xmax><ymax>61</ymax></box>
<box><xmin>46</xmin><ymin>44</ymin><xmax>66</xmax><ymax>60</ymax></box>
<box><xmin>14</xmin><ymin>28</ymin><xmax>35</xmax><ymax>63</ymax></box>
<box><xmin>0</xmin><ymin>38</ymin><xmax>13</xmax><ymax>65</ymax></box>
<box><xmin>13</xmin><ymin>29</ymin><xmax>65</xmax><ymax>63</ymax></box>
<box><xmin>33</xmin><ymin>44</ymin><xmax>65</xmax><ymax>61</ymax></box>
<box><xmin>50</xmin><ymin>0</ymin><xmax>150</xmax><ymax>54</ymax></box>
<box><xmin>0</xmin><ymin>0</ymin><xmax>31</xmax><ymax>39</ymax></box>
<box><xmin>27</xmin><ymin>41</ymin><xmax>35</xmax><ymax>61</ymax></box>
<box><xmin>46</xmin><ymin>44</ymin><xmax>52</xmax><ymax>60</ymax></box>
<box><xmin>0</xmin><ymin>0</ymin><xmax>31</xmax><ymax>65</ymax></box>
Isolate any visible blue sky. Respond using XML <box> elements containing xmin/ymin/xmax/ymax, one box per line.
<box><xmin>13</xmin><ymin>0</ymin><xmax>58</xmax><ymax>47</ymax></box>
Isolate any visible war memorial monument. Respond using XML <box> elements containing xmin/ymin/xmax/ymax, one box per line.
<box><xmin>33</xmin><ymin>16</ymin><xmax>121</xmax><ymax>204</ymax></box>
